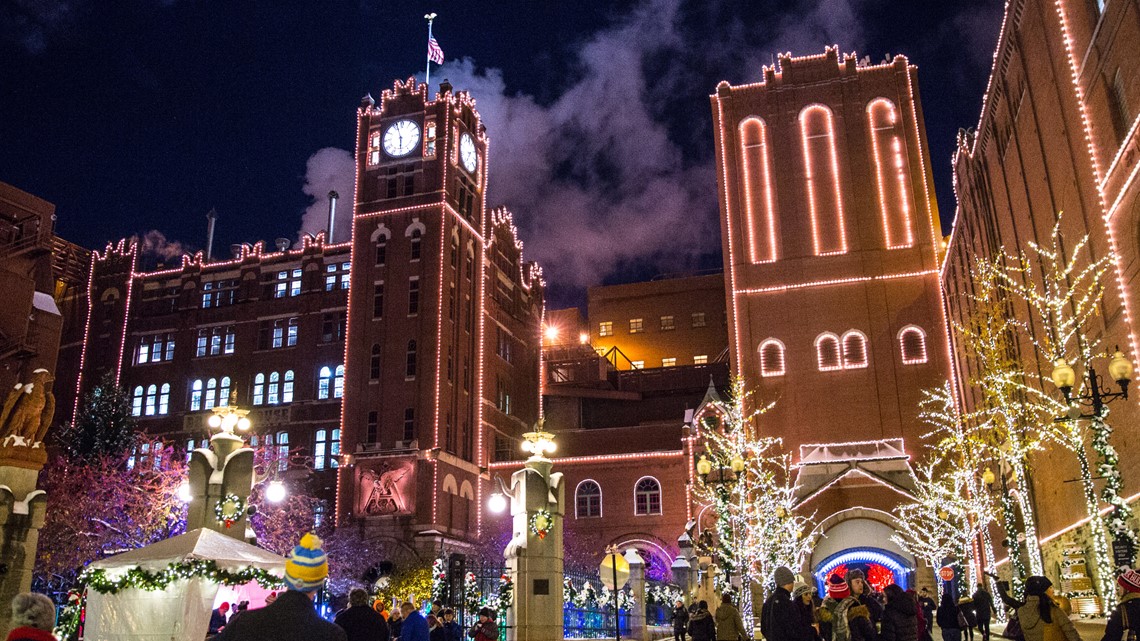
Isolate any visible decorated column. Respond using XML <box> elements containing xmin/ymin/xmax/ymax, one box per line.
<box><xmin>186</xmin><ymin>400</ymin><xmax>255</xmax><ymax>541</ymax></box>
<box><xmin>626</xmin><ymin>549</ymin><xmax>648</xmax><ymax>641</ymax></box>
<box><xmin>503</xmin><ymin>424</ymin><xmax>565</xmax><ymax>641</ymax></box>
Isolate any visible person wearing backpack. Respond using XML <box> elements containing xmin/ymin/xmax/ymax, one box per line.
<box><xmin>1103</xmin><ymin>568</ymin><xmax>1140</xmax><ymax>641</ymax></box>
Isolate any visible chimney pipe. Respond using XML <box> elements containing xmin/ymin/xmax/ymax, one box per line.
<box><xmin>327</xmin><ymin>191</ymin><xmax>339</xmax><ymax>243</ymax></box>
<box><xmin>205</xmin><ymin>208</ymin><xmax>218</xmax><ymax>262</ymax></box>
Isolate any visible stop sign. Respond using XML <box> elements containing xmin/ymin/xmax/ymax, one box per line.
<box><xmin>939</xmin><ymin>566</ymin><xmax>956</xmax><ymax>581</ymax></box>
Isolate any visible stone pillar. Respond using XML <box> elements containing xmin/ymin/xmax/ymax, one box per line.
<box><xmin>187</xmin><ymin>432</ymin><xmax>255</xmax><ymax>541</ymax></box>
<box><xmin>504</xmin><ymin>448</ymin><xmax>565</xmax><ymax>641</ymax></box>
<box><xmin>673</xmin><ymin>533</ymin><xmax>694</xmax><ymax>604</ymax></box>
<box><xmin>0</xmin><ymin>447</ymin><xmax>48</xmax><ymax>633</ymax></box>
<box><xmin>695</xmin><ymin>556</ymin><xmax>717</xmax><ymax>608</ymax></box>
<box><xmin>626</xmin><ymin>549</ymin><xmax>648</xmax><ymax>641</ymax></box>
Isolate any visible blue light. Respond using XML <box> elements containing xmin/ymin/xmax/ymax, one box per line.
<box><xmin>812</xmin><ymin>547</ymin><xmax>913</xmax><ymax>596</ymax></box>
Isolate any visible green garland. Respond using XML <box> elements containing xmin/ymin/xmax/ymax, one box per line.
<box><xmin>79</xmin><ymin>559</ymin><xmax>285</xmax><ymax>594</ymax></box>
<box><xmin>529</xmin><ymin>509</ymin><xmax>553</xmax><ymax>539</ymax></box>
<box><xmin>53</xmin><ymin>591</ymin><xmax>82</xmax><ymax>641</ymax></box>
<box><xmin>496</xmin><ymin>574</ymin><xmax>513</xmax><ymax>614</ymax></box>
<box><xmin>215</xmin><ymin>493</ymin><xmax>246</xmax><ymax>528</ymax></box>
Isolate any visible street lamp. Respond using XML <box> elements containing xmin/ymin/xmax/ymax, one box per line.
<box><xmin>1049</xmin><ymin>349</ymin><xmax>1132</xmax><ymax>408</ymax></box>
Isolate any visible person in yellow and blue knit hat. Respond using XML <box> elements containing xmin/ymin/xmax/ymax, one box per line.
<box><xmin>214</xmin><ymin>533</ymin><xmax>346</xmax><ymax>641</ymax></box>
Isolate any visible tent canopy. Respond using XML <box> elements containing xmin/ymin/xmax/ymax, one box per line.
<box><xmin>90</xmin><ymin>528</ymin><xmax>285</xmax><ymax>574</ymax></box>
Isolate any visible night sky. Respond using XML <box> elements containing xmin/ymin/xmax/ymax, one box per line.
<box><xmin>2</xmin><ymin>0</ymin><xmax>1003</xmax><ymax>307</ymax></box>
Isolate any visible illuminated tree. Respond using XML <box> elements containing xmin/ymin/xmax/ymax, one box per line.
<box><xmin>54</xmin><ymin>374</ymin><xmax>138</xmax><ymax>463</ymax></box>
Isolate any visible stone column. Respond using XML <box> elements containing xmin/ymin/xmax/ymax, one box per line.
<box><xmin>0</xmin><ymin>446</ymin><xmax>48</xmax><ymax>633</ymax></box>
<box><xmin>503</xmin><ymin>434</ymin><xmax>565</xmax><ymax>641</ymax></box>
<box><xmin>674</xmin><ymin>533</ymin><xmax>694</xmax><ymax>604</ymax></box>
<box><xmin>187</xmin><ymin>432</ymin><xmax>255</xmax><ymax>541</ymax></box>
<box><xmin>626</xmin><ymin>549</ymin><xmax>648</xmax><ymax>641</ymax></box>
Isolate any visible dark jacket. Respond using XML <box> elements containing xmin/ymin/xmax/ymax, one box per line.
<box><xmin>937</xmin><ymin>601</ymin><xmax>962</xmax><ymax>630</ymax></box>
<box><xmin>673</xmin><ymin>605</ymin><xmax>691</xmax><ymax>632</ymax></box>
<box><xmin>763</xmin><ymin>587</ymin><xmax>817</xmax><ymax>641</ymax></box>
<box><xmin>334</xmin><ymin>604</ymin><xmax>390</xmax><ymax>641</ymax></box>
<box><xmin>443</xmin><ymin>620</ymin><xmax>463</xmax><ymax>641</ymax></box>
<box><xmin>918</xmin><ymin>597</ymin><xmax>936</xmax><ymax>622</ymax></box>
<box><xmin>959</xmin><ymin>599</ymin><xmax>978</xmax><ymax>627</ymax></box>
<box><xmin>1102</xmin><ymin>593</ymin><xmax>1140</xmax><ymax>641</ymax></box>
<box><xmin>430</xmin><ymin>626</ymin><xmax>446</xmax><ymax>641</ymax></box>
<box><xmin>467</xmin><ymin>620</ymin><xmax>500</xmax><ymax>641</ymax></box>
<box><xmin>715</xmin><ymin>602</ymin><xmax>747</xmax><ymax>641</ymax></box>
<box><xmin>859</xmin><ymin>593</ymin><xmax>885</xmax><ymax>626</ymax></box>
<box><xmin>849</xmin><ymin>605</ymin><xmax>879</xmax><ymax>641</ymax></box>
<box><xmin>880</xmin><ymin>596</ymin><xmax>919</xmax><ymax>641</ymax></box>
<box><xmin>215</xmin><ymin>591</ymin><xmax>347</xmax><ymax>641</ymax></box>
<box><xmin>389</xmin><ymin>617</ymin><xmax>403</xmax><ymax>640</ymax></box>
<box><xmin>210</xmin><ymin>608</ymin><xmax>229</xmax><ymax>634</ymax></box>
<box><xmin>973</xmin><ymin>591</ymin><xmax>994</xmax><ymax>622</ymax></box>
<box><xmin>401</xmin><ymin>611</ymin><xmax>431</xmax><ymax>641</ymax></box>
<box><xmin>689</xmin><ymin>608</ymin><xmax>717</xmax><ymax>641</ymax></box>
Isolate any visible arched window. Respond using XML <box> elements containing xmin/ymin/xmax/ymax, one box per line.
<box><xmin>218</xmin><ymin>376</ymin><xmax>231</xmax><ymax>406</ymax></box>
<box><xmin>406</xmin><ymin>341</ymin><xmax>417</xmax><ymax>377</ymax></box>
<box><xmin>190</xmin><ymin>380</ymin><xmax>203</xmax><ymax>411</ymax></box>
<box><xmin>370</xmin><ymin>344</ymin><xmax>382</xmax><ymax>380</ymax></box>
<box><xmin>410</xmin><ymin>229</ymin><xmax>423</xmax><ymax>261</ymax></box>
<box><xmin>799</xmin><ymin>105</ymin><xmax>847</xmax><ymax>255</ymax></box>
<box><xmin>132</xmin><ymin>386</ymin><xmax>144</xmax><ymax>416</ymax></box>
<box><xmin>204</xmin><ymin>378</ymin><xmax>218</xmax><ymax>410</ymax></box>
<box><xmin>145</xmin><ymin>384</ymin><xmax>158</xmax><ymax>416</ymax></box>
<box><xmin>253</xmin><ymin>373</ymin><xmax>265</xmax><ymax>405</ymax></box>
<box><xmin>283</xmin><ymin>370</ymin><xmax>295</xmax><ymax>402</ymax></box>
<box><xmin>158</xmin><ymin>383</ymin><xmax>170</xmax><ymax>414</ymax></box>
<box><xmin>333</xmin><ymin>365</ymin><xmax>345</xmax><ymax>399</ymax></box>
<box><xmin>634</xmin><ymin>477</ymin><xmax>662</xmax><ymax>515</ymax></box>
<box><xmin>867</xmin><ymin>99</ymin><xmax>914</xmax><ymax>248</ymax></box>
<box><xmin>576</xmin><ymin>480</ymin><xmax>603</xmax><ymax>518</ymax></box>
<box><xmin>842</xmin><ymin>330</ymin><xmax>869</xmax><ymax>369</ymax></box>
<box><xmin>318</xmin><ymin>366</ymin><xmax>333</xmax><ymax>400</ymax></box>
<box><xmin>758</xmin><ymin>339</ymin><xmax>786</xmax><ymax>377</ymax></box>
<box><xmin>739</xmin><ymin>117</ymin><xmax>778</xmax><ymax>263</ymax></box>
<box><xmin>815</xmin><ymin>333</ymin><xmax>842</xmax><ymax>371</ymax></box>
<box><xmin>898</xmin><ymin>326</ymin><xmax>928</xmax><ymax>364</ymax></box>
<box><xmin>268</xmin><ymin>372</ymin><xmax>280</xmax><ymax>405</ymax></box>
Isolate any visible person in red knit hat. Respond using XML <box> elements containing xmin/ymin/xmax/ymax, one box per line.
<box><xmin>1103</xmin><ymin>568</ymin><xmax>1140</xmax><ymax>641</ymax></box>
<box><xmin>819</xmin><ymin>574</ymin><xmax>859</xmax><ymax>641</ymax></box>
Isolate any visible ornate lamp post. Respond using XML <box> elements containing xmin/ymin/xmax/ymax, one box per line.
<box><xmin>695</xmin><ymin>452</ymin><xmax>749</xmax><ymax>619</ymax></box>
<box><xmin>186</xmin><ymin>396</ymin><xmax>257</xmax><ymax>541</ymax></box>
<box><xmin>1049</xmin><ymin>349</ymin><xmax>1136</xmax><ymax>570</ymax></box>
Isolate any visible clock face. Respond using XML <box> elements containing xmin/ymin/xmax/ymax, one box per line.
<box><xmin>383</xmin><ymin>120</ymin><xmax>420</xmax><ymax>158</ymax></box>
<box><xmin>460</xmin><ymin>133</ymin><xmax>478</xmax><ymax>172</ymax></box>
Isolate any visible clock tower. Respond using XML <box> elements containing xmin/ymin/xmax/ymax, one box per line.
<box><xmin>341</xmin><ymin>78</ymin><xmax>493</xmax><ymax>552</ymax></box>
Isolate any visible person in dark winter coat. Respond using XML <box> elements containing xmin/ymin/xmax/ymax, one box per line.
<box><xmin>441</xmin><ymin>609</ymin><xmax>463</xmax><ymax>641</ymax></box>
<box><xmin>880</xmin><ymin>585</ymin><xmax>919</xmax><ymax>641</ymax></box>
<box><xmin>217</xmin><ymin>533</ymin><xmax>347</xmax><ymax>641</ymax></box>
<box><xmin>936</xmin><ymin>589</ymin><xmax>963</xmax><ymax>641</ymax></box>
<box><xmin>1103</xmin><ymin>568</ymin><xmax>1140</xmax><ymax>641</ymax></box>
<box><xmin>764</xmin><ymin>567</ymin><xmax>818</xmax><ymax>641</ymax></box>
<box><xmin>918</xmin><ymin>589</ymin><xmax>936</xmax><ymax>636</ymax></box>
<box><xmin>401</xmin><ymin>602</ymin><xmax>431</xmax><ymax>641</ymax></box>
<box><xmin>820</xmin><ymin>574</ymin><xmax>858</xmax><ymax>641</ymax></box>
<box><xmin>389</xmin><ymin>608</ymin><xmax>403</xmax><ymax>641</ymax></box>
<box><xmin>335</xmin><ymin>588</ymin><xmax>390</xmax><ymax>641</ymax></box>
<box><xmin>958</xmin><ymin>597</ymin><xmax>977</xmax><ymax>641</ymax></box>
<box><xmin>689</xmin><ymin>600</ymin><xmax>717</xmax><ymax>641</ymax></box>
<box><xmin>795</xmin><ymin>583</ymin><xmax>823</xmax><ymax>641</ymax></box>
<box><xmin>673</xmin><ymin>600</ymin><xmax>691</xmax><ymax>641</ymax></box>
<box><xmin>848</xmin><ymin>603</ymin><xmax>879</xmax><ymax>641</ymax></box>
<box><xmin>467</xmin><ymin>607</ymin><xmax>500</xmax><ymax>641</ymax></box>
<box><xmin>972</xmin><ymin>585</ymin><xmax>994</xmax><ymax>641</ymax></box>
<box><xmin>848</xmin><ymin>570</ymin><xmax>884</xmax><ymax>626</ymax></box>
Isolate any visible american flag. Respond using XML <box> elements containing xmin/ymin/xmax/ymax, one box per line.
<box><xmin>427</xmin><ymin>37</ymin><xmax>444</xmax><ymax>64</ymax></box>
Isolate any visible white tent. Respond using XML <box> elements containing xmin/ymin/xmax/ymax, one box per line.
<box><xmin>83</xmin><ymin>528</ymin><xmax>286</xmax><ymax>641</ymax></box>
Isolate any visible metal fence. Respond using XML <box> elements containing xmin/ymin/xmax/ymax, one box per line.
<box><xmin>644</xmin><ymin>581</ymin><xmax>684</xmax><ymax>627</ymax></box>
<box><xmin>563</xmin><ymin>569</ymin><xmax>631</xmax><ymax>639</ymax></box>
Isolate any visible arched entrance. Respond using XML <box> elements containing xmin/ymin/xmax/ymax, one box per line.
<box><xmin>812</xmin><ymin>547</ymin><xmax>914</xmax><ymax>594</ymax></box>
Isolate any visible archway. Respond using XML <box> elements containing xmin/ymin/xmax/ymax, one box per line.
<box><xmin>807</xmin><ymin>510</ymin><xmax>917</xmax><ymax>596</ymax></box>
<box><xmin>812</xmin><ymin>547</ymin><xmax>914</xmax><ymax>595</ymax></box>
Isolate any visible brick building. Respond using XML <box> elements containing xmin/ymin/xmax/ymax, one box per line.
<box><xmin>710</xmin><ymin>48</ymin><xmax>955</xmax><ymax>590</ymax></box>
<box><xmin>943</xmin><ymin>0</ymin><xmax>1140</xmax><ymax>599</ymax></box>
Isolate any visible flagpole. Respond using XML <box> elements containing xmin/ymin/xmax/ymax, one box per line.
<box><xmin>424</xmin><ymin>12</ymin><xmax>437</xmax><ymax>90</ymax></box>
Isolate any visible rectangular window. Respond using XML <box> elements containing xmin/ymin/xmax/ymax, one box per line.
<box><xmin>424</xmin><ymin>119</ymin><xmax>437</xmax><ymax>158</ymax></box>
<box><xmin>373</xmin><ymin>283</ymin><xmax>385</xmax><ymax>318</ymax></box>
<box><xmin>276</xmin><ymin>432</ymin><xmax>289</xmax><ymax>472</ymax></box>
<box><xmin>403</xmin><ymin>408</ymin><xmax>415</xmax><ymax>442</ymax></box>
<box><xmin>272</xmin><ymin>320</ymin><xmax>284</xmax><ymax>349</ymax></box>
<box><xmin>367</xmin><ymin>411</ymin><xmax>378</xmax><ymax>444</ymax></box>
<box><xmin>137</xmin><ymin>342</ymin><xmax>150</xmax><ymax>364</ymax></box>
<box><xmin>494</xmin><ymin>435</ymin><xmax>512</xmax><ymax>462</ymax></box>
<box><xmin>196</xmin><ymin>330</ymin><xmax>207</xmax><ymax>357</ymax></box>
<box><xmin>662</xmin><ymin>357</ymin><xmax>676</xmax><ymax>367</ymax></box>
<box><xmin>315</xmin><ymin>429</ymin><xmax>329</xmax><ymax>470</ymax></box>
<box><xmin>599</xmin><ymin>321</ymin><xmax>613</xmax><ymax>337</ymax></box>
<box><xmin>290</xmin><ymin>269</ymin><xmax>302</xmax><ymax>296</ymax></box>
<box><xmin>631</xmin><ymin>360</ymin><xmax>644</xmax><ymax>369</ymax></box>
<box><xmin>287</xmin><ymin>317</ymin><xmax>299</xmax><ymax>347</ymax></box>
<box><xmin>660</xmin><ymin>315</ymin><xmax>675</xmax><ymax>331</ymax></box>
<box><xmin>275</xmin><ymin>271</ymin><xmax>288</xmax><ymax>299</ymax></box>
<box><xmin>375</xmin><ymin>241</ymin><xmax>387</xmax><ymax>266</ymax></box>
<box><xmin>629</xmin><ymin>318</ymin><xmax>644</xmax><ymax>334</ymax></box>
<box><xmin>691</xmin><ymin>312</ymin><xmax>706</xmax><ymax>328</ymax></box>
<box><xmin>408</xmin><ymin>278</ymin><xmax>420</xmax><ymax>315</ymax></box>
<box><xmin>693</xmin><ymin>355</ymin><xmax>708</xmax><ymax>365</ymax></box>
<box><xmin>321</xmin><ymin>312</ymin><xmax>346</xmax><ymax>342</ymax></box>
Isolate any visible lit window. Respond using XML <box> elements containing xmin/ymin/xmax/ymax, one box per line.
<box><xmin>218</xmin><ymin>376</ymin><xmax>231</xmax><ymax>406</ymax></box>
<box><xmin>899</xmin><ymin>326</ymin><xmax>928</xmax><ymax>364</ymax></box>
<box><xmin>283</xmin><ymin>370</ymin><xmax>295</xmax><ymax>403</ymax></box>
<box><xmin>196</xmin><ymin>330</ymin><xmax>208</xmax><ymax>357</ymax></box>
<box><xmin>867</xmin><ymin>99</ymin><xmax>914</xmax><ymax>249</ymax></box>
<box><xmin>841</xmin><ymin>330</ymin><xmax>868</xmax><ymax>369</ymax></box>
<box><xmin>267</xmin><ymin>372</ymin><xmax>280</xmax><ymax>405</ymax></box>
<box><xmin>739</xmin><ymin>117</ymin><xmax>778</xmax><ymax>263</ymax></box>
<box><xmin>629</xmin><ymin>318</ymin><xmax>644</xmax><ymax>334</ymax></box>
<box><xmin>204</xmin><ymin>378</ymin><xmax>218</xmax><ymax>410</ymax></box>
<box><xmin>287</xmin><ymin>317</ymin><xmax>299</xmax><ymax>347</ymax></box>
<box><xmin>290</xmin><ymin>269</ymin><xmax>302</xmax><ymax>296</ymax></box>
<box><xmin>186</xmin><ymin>438</ymin><xmax>195</xmax><ymax>462</ymax></box>
<box><xmin>660</xmin><ymin>315</ymin><xmax>675</xmax><ymax>331</ymax></box>
<box><xmin>158</xmin><ymin>383</ymin><xmax>170</xmax><ymax>414</ymax></box>
<box><xmin>694</xmin><ymin>355</ymin><xmax>708</xmax><ymax>365</ymax></box>
<box><xmin>318</xmin><ymin>366</ymin><xmax>332</xmax><ymax>400</ymax></box>
<box><xmin>799</xmin><ymin>105</ymin><xmax>847</xmax><ymax>255</ymax></box>
<box><xmin>224</xmin><ymin>327</ymin><xmax>235</xmax><ymax>354</ymax></box>
<box><xmin>315</xmin><ymin>429</ymin><xmax>329</xmax><ymax>470</ymax></box>
<box><xmin>759</xmin><ymin>339</ymin><xmax>786</xmax><ymax>377</ymax></box>
<box><xmin>333</xmin><ymin>365</ymin><xmax>345</xmax><ymax>399</ymax></box>
<box><xmin>576</xmin><ymin>480</ymin><xmax>602</xmax><ymax>518</ymax></box>
<box><xmin>137</xmin><ymin>342</ymin><xmax>150</xmax><ymax>364</ymax></box>
<box><xmin>253</xmin><ymin>373</ymin><xmax>265</xmax><ymax>405</ymax></box>
<box><xmin>272</xmin><ymin>320</ymin><xmax>284</xmax><ymax>349</ymax></box>
<box><xmin>190</xmin><ymin>379</ymin><xmax>203</xmax><ymax>411</ymax></box>
<box><xmin>132</xmin><ymin>386</ymin><xmax>144</xmax><ymax>416</ymax></box>
<box><xmin>662</xmin><ymin>357</ymin><xmax>677</xmax><ymax>368</ymax></box>
<box><xmin>201</xmin><ymin>281</ymin><xmax>214</xmax><ymax>308</ymax></box>
<box><xmin>406</xmin><ymin>341</ymin><xmax>417</xmax><ymax>378</ymax></box>
<box><xmin>276</xmin><ymin>431</ymin><xmax>290</xmax><ymax>472</ymax></box>
<box><xmin>815</xmin><ymin>333</ymin><xmax>842</xmax><ymax>371</ymax></box>
<box><xmin>599</xmin><ymin>321</ymin><xmax>613</xmax><ymax>337</ymax></box>
<box><xmin>634</xmin><ymin>477</ymin><xmax>662</xmax><ymax>515</ymax></box>
<box><xmin>691</xmin><ymin>313</ymin><xmax>706</xmax><ymax>328</ymax></box>
<box><xmin>631</xmin><ymin>360</ymin><xmax>644</xmax><ymax>370</ymax></box>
